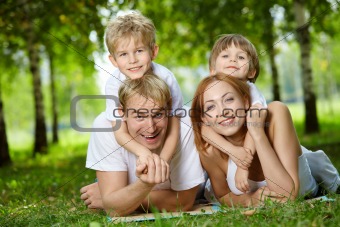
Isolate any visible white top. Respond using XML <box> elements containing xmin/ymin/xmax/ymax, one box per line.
<box><xmin>227</xmin><ymin>158</ymin><xmax>266</xmax><ymax>195</ymax></box>
<box><xmin>105</xmin><ymin>62</ymin><xmax>184</xmax><ymax>121</ymax></box>
<box><xmin>247</xmin><ymin>81</ymin><xmax>267</xmax><ymax>107</ymax></box>
<box><xmin>204</xmin><ymin>153</ymin><xmax>319</xmax><ymax>203</ymax></box>
<box><xmin>86</xmin><ymin>108</ymin><xmax>205</xmax><ymax>191</ymax></box>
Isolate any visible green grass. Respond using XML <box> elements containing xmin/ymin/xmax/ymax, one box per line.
<box><xmin>1</xmin><ymin>101</ymin><xmax>340</xmax><ymax>226</ymax></box>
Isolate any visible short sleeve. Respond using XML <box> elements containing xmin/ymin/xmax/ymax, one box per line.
<box><xmin>168</xmin><ymin>109</ymin><xmax>205</xmax><ymax>191</ymax></box>
<box><xmin>105</xmin><ymin>69</ymin><xmax>125</xmax><ymax>121</ymax></box>
<box><xmin>247</xmin><ymin>81</ymin><xmax>267</xmax><ymax>107</ymax></box>
<box><xmin>152</xmin><ymin>62</ymin><xmax>184</xmax><ymax>117</ymax></box>
<box><xmin>85</xmin><ymin>112</ymin><xmax>127</xmax><ymax>171</ymax></box>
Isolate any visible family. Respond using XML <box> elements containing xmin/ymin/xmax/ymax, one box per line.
<box><xmin>80</xmin><ymin>11</ymin><xmax>340</xmax><ymax>217</ymax></box>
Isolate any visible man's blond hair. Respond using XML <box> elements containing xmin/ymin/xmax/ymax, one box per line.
<box><xmin>119</xmin><ymin>73</ymin><xmax>172</xmax><ymax>112</ymax></box>
<box><xmin>105</xmin><ymin>11</ymin><xmax>156</xmax><ymax>55</ymax></box>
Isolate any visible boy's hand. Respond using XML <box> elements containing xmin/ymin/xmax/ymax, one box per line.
<box><xmin>235</xmin><ymin>168</ymin><xmax>250</xmax><ymax>193</ymax></box>
<box><xmin>228</xmin><ymin>147</ymin><xmax>253</xmax><ymax>170</ymax></box>
<box><xmin>246</xmin><ymin>104</ymin><xmax>267</xmax><ymax>137</ymax></box>
<box><xmin>137</xmin><ymin>153</ymin><xmax>153</xmax><ymax>174</ymax></box>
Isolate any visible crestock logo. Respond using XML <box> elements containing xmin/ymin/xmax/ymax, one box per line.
<box><xmin>70</xmin><ymin>95</ymin><xmax>121</xmax><ymax>132</ymax></box>
<box><xmin>70</xmin><ymin>95</ymin><xmax>268</xmax><ymax>132</ymax></box>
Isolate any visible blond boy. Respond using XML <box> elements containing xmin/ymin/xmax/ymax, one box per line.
<box><xmin>104</xmin><ymin>11</ymin><xmax>183</xmax><ymax>170</ymax></box>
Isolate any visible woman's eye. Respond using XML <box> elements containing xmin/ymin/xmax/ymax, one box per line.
<box><xmin>222</xmin><ymin>54</ymin><xmax>228</xmax><ymax>58</ymax></box>
<box><xmin>224</xmin><ymin>97</ymin><xmax>234</xmax><ymax>103</ymax></box>
<box><xmin>205</xmin><ymin>105</ymin><xmax>214</xmax><ymax>111</ymax></box>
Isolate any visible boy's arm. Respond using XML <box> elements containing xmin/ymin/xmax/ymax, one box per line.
<box><xmin>243</xmin><ymin>131</ymin><xmax>256</xmax><ymax>156</ymax></box>
<box><xmin>159</xmin><ymin>116</ymin><xmax>180</xmax><ymax>162</ymax></box>
<box><xmin>202</xmin><ymin>125</ymin><xmax>252</xmax><ymax>170</ymax></box>
<box><xmin>113</xmin><ymin>121</ymin><xmax>152</xmax><ymax>161</ymax></box>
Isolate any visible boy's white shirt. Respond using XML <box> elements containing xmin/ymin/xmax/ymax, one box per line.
<box><xmin>105</xmin><ymin>62</ymin><xmax>184</xmax><ymax>121</ymax></box>
<box><xmin>247</xmin><ymin>81</ymin><xmax>267</xmax><ymax>107</ymax></box>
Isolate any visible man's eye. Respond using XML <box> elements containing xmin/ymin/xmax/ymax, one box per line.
<box><xmin>154</xmin><ymin>113</ymin><xmax>163</xmax><ymax>118</ymax></box>
<box><xmin>137</xmin><ymin>49</ymin><xmax>144</xmax><ymax>53</ymax></box>
<box><xmin>222</xmin><ymin>55</ymin><xmax>228</xmax><ymax>58</ymax></box>
<box><xmin>119</xmin><ymin>53</ymin><xmax>127</xmax><ymax>57</ymax></box>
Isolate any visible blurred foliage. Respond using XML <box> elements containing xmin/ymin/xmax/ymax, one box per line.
<box><xmin>0</xmin><ymin>0</ymin><xmax>340</xmax><ymax>156</ymax></box>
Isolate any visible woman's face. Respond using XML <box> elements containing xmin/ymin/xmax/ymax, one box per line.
<box><xmin>202</xmin><ymin>80</ymin><xmax>248</xmax><ymax>138</ymax></box>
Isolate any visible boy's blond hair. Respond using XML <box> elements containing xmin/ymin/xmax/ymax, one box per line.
<box><xmin>119</xmin><ymin>73</ymin><xmax>172</xmax><ymax>112</ymax></box>
<box><xmin>209</xmin><ymin>34</ymin><xmax>260</xmax><ymax>82</ymax></box>
<box><xmin>105</xmin><ymin>11</ymin><xmax>156</xmax><ymax>56</ymax></box>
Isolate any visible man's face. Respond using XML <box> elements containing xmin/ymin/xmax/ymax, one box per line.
<box><xmin>109</xmin><ymin>37</ymin><xmax>158</xmax><ymax>79</ymax></box>
<box><xmin>123</xmin><ymin>95</ymin><xmax>168</xmax><ymax>153</ymax></box>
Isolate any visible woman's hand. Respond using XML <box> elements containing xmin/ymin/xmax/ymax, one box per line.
<box><xmin>248</xmin><ymin>186</ymin><xmax>286</xmax><ymax>206</ymax></box>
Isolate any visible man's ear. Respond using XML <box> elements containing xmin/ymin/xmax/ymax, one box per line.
<box><xmin>108</xmin><ymin>54</ymin><xmax>118</xmax><ymax>67</ymax></box>
<box><xmin>151</xmin><ymin>45</ymin><xmax>159</xmax><ymax>60</ymax></box>
<box><xmin>118</xmin><ymin>105</ymin><xmax>126</xmax><ymax>120</ymax></box>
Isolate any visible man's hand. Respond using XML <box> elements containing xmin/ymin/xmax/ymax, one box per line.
<box><xmin>136</xmin><ymin>154</ymin><xmax>169</xmax><ymax>185</ymax></box>
<box><xmin>80</xmin><ymin>182</ymin><xmax>103</xmax><ymax>209</ymax></box>
<box><xmin>137</xmin><ymin>153</ymin><xmax>153</xmax><ymax>174</ymax></box>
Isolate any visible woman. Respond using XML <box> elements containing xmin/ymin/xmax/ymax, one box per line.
<box><xmin>191</xmin><ymin>73</ymin><xmax>321</xmax><ymax>207</ymax></box>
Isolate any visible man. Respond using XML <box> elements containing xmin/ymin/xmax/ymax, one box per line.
<box><xmin>80</xmin><ymin>74</ymin><xmax>205</xmax><ymax>217</ymax></box>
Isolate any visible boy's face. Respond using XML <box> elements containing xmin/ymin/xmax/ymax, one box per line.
<box><xmin>109</xmin><ymin>37</ymin><xmax>159</xmax><ymax>79</ymax></box>
<box><xmin>211</xmin><ymin>43</ymin><xmax>254</xmax><ymax>81</ymax></box>
<box><xmin>123</xmin><ymin>94</ymin><xmax>168</xmax><ymax>154</ymax></box>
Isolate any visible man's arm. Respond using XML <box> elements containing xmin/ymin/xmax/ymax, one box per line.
<box><xmin>97</xmin><ymin>154</ymin><xmax>169</xmax><ymax>217</ymax></box>
<box><xmin>97</xmin><ymin>170</ymin><xmax>154</xmax><ymax>217</ymax></box>
<box><xmin>144</xmin><ymin>186</ymin><xmax>199</xmax><ymax>212</ymax></box>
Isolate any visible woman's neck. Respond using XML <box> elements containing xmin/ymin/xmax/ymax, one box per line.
<box><xmin>224</xmin><ymin>126</ymin><xmax>247</xmax><ymax>146</ymax></box>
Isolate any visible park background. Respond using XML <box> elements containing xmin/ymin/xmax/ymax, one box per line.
<box><xmin>1</xmin><ymin>0</ymin><xmax>340</xmax><ymax>226</ymax></box>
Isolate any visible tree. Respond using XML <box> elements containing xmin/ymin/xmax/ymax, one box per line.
<box><xmin>293</xmin><ymin>0</ymin><xmax>319</xmax><ymax>134</ymax></box>
<box><xmin>0</xmin><ymin>90</ymin><xmax>11</xmax><ymax>167</ymax></box>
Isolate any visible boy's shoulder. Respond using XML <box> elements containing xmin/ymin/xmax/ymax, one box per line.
<box><xmin>151</xmin><ymin>62</ymin><xmax>175</xmax><ymax>79</ymax></box>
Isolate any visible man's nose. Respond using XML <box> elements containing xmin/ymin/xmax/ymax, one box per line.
<box><xmin>145</xmin><ymin>117</ymin><xmax>156</xmax><ymax>132</ymax></box>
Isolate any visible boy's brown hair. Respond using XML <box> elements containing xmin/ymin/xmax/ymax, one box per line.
<box><xmin>105</xmin><ymin>11</ymin><xmax>156</xmax><ymax>56</ymax></box>
<box><xmin>209</xmin><ymin>34</ymin><xmax>260</xmax><ymax>82</ymax></box>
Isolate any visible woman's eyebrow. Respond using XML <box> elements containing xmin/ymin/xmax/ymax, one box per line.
<box><xmin>204</xmin><ymin>92</ymin><xmax>231</xmax><ymax>104</ymax></box>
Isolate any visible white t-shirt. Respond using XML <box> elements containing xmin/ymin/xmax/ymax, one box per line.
<box><xmin>105</xmin><ymin>62</ymin><xmax>184</xmax><ymax>121</ymax></box>
<box><xmin>247</xmin><ymin>81</ymin><xmax>267</xmax><ymax>107</ymax></box>
<box><xmin>86</xmin><ymin>108</ymin><xmax>205</xmax><ymax>191</ymax></box>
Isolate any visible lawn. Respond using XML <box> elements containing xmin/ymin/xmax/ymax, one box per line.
<box><xmin>1</xmin><ymin>101</ymin><xmax>340</xmax><ymax>226</ymax></box>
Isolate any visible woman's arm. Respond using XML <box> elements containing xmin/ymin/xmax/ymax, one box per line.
<box><xmin>246</xmin><ymin>102</ymin><xmax>300</xmax><ymax>200</ymax></box>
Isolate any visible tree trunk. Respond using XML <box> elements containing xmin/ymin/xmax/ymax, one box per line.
<box><xmin>265</xmin><ymin>17</ymin><xmax>281</xmax><ymax>101</ymax></box>
<box><xmin>26</xmin><ymin>20</ymin><xmax>48</xmax><ymax>156</ymax></box>
<box><xmin>48</xmin><ymin>52</ymin><xmax>59</xmax><ymax>143</ymax></box>
<box><xmin>0</xmin><ymin>91</ymin><xmax>11</xmax><ymax>167</ymax></box>
<box><xmin>293</xmin><ymin>0</ymin><xmax>319</xmax><ymax>134</ymax></box>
